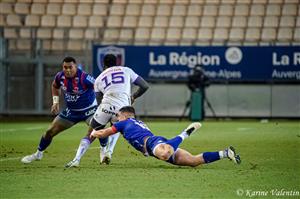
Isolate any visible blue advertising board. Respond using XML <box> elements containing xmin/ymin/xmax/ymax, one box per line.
<box><xmin>92</xmin><ymin>45</ymin><xmax>300</xmax><ymax>82</ymax></box>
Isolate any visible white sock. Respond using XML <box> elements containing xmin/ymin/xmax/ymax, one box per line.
<box><xmin>178</xmin><ymin>131</ymin><xmax>189</xmax><ymax>140</ymax></box>
<box><xmin>107</xmin><ymin>133</ymin><xmax>120</xmax><ymax>154</ymax></box>
<box><xmin>35</xmin><ymin>150</ymin><xmax>43</xmax><ymax>158</ymax></box>
<box><xmin>74</xmin><ymin>138</ymin><xmax>91</xmax><ymax>161</ymax></box>
<box><xmin>219</xmin><ymin>150</ymin><xmax>227</xmax><ymax>159</ymax></box>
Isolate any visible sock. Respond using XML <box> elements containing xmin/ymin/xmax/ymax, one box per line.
<box><xmin>99</xmin><ymin>137</ymin><xmax>108</xmax><ymax>147</ymax></box>
<box><xmin>202</xmin><ymin>152</ymin><xmax>221</xmax><ymax>163</ymax></box>
<box><xmin>38</xmin><ymin>136</ymin><xmax>52</xmax><ymax>151</ymax></box>
<box><xmin>165</xmin><ymin>136</ymin><xmax>183</xmax><ymax>151</ymax></box>
<box><xmin>107</xmin><ymin>133</ymin><xmax>120</xmax><ymax>154</ymax></box>
<box><xmin>178</xmin><ymin>131</ymin><xmax>189</xmax><ymax>140</ymax></box>
<box><xmin>74</xmin><ymin>137</ymin><xmax>91</xmax><ymax>161</ymax></box>
<box><xmin>218</xmin><ymin>150</ymin><xmax>228</xmax><ymax>159</ymax></box>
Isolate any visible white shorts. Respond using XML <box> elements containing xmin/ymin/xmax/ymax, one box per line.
<box><xmin>93</xmin><ymin>103</ymin><xmax>123</xmax><ymax>125</ymax></box>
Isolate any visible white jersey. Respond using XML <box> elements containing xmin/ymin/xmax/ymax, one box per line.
<box><xmin>94</xmin><ymin>66</ymin><xmax>139</xmax><ymax>107</ymax></box>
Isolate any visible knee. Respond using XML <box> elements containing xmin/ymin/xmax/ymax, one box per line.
<box><xmin>154</xmin><ymin>145</ymin><xmax>174</xmax><ymax>161</ymax></box>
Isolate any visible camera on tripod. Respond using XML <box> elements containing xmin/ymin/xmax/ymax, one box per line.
<box><xmin>188</xmin><ymin>65</ymin><xmax>210</xmax><ymax>92</ymax></box>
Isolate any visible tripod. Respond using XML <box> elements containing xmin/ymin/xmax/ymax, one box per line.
<box><xmin>179</xmin><ymin>89</ymin><xmax>216</xmax><ymax>121</ymax></box>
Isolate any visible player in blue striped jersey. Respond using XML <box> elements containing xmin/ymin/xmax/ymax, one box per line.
<box><xmin>21</xmin><ymin>57</ymin><xmax>97</xmax><ymax>164</ymax></box>
<box><xmin>91</xmin><ymin>106</ymin><xmax>241</xmax><ymax>167</ymax></box>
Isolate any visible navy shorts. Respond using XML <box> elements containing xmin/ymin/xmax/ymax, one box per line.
<box><xmin>59</xmin><ymin>106</ymin><xmax>97</xmax><ymax>124</ymax></box>
<box><xmin>145</xmin><ymin>136</ymin><xmax>176</xmax><ymax>164</ymax></box>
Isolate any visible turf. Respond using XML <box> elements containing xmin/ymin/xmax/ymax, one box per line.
<box><xmin>0</xmin><ymin>120</ymin><xmax>299</xmax><ymax>199</ymax></box>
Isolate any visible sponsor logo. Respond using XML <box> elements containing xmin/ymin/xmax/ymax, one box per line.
<box><xmin>225</xmin><ymin>47</ymin><xmax>243</xmax><ymax>65</ymax></box>
<box><xmin>101</xmin><ymin>108</ymin><xmax>116</xmax><ymax>115</ymax></box>
<box><xmin>97</xmin><ymin>46</ymin><xmax>125</xmax><ymax>71</ymax></box>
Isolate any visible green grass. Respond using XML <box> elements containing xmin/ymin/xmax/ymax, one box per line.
<box><xmin>0</xmin><ymin>120</ymin><xmax>299</xmax><ymax>199</ymax></box>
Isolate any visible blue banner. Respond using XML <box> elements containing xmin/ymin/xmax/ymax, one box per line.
<box><xmin>93</xmin><ymin>45</ymin><xmax>300</xmax><ymax>82</ymax></box>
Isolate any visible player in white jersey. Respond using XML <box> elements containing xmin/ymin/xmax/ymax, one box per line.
<box><xmin>65</xmin><ymin>54</ymin><xmax>149</xmax><ymax>168</ymax></box>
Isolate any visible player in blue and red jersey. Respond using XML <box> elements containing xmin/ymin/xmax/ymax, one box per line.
<box><xmin>91</xmin><ymin>106</ymin><xmax>241</xmax><ymax>167</ymax></box>
<box><xmin>21</xmin><ymin>57</ymin><xmax>98</xmax><ymax>164</ymax></box>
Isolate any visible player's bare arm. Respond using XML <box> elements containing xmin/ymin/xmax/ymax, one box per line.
<box><xmin>131</xmin><ymin>76</ymin><xmax>149</xmax><ymax>104</ymax></box>
<box><xmin>51</xmin><ymin>81</ymin><xmax>60</xmax><ymax>115</ymax></box>
<box><xmin>90</xmin><ymin>127</ymin><xmax>116</xmax><ymax>139</ymax></box>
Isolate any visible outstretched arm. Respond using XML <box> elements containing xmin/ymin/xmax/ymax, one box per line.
<box><xmin>51</xmin><ymin>80</ymin><xmax>61</xmax><ymax>115</ymax></box>
<box><xmin>90</xmin><ymin>127</ymin><xmax>116</xmax><ymax>139</ymax></box>
<box><xmin>131</xmin><ymin>76</ymin><xmax>149</xmax><ymax>104</ymax></box>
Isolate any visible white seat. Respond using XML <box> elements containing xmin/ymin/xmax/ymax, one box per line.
<box><xmin>200</xmin><ymin>16</ymin><xmax>215</xmax><ymax>28</ymax></box>
<box><xmin>4</xmin><ymin>28</ymin><xmax>18</xmax><ymax>39</ymax></box>
<box><xmin>264</xmin><ymin>16</ymin><xmax>279</xmax><ymax>28</ymax></box>
<box><xmin>213</xmin><ymin>28</ymin><xmax>228</xmax><ymax>41</ymax></box>
<box><xmin>69</xmin><ymin>29</ymin><xmax>84</xmax><ymax>39</ymax></box>
<box><xmin>37</xmin><ymin>28</ymin><xmax>52</xmax><ymax>39</ymax></box>
<box><xmin>14</xmin><ymin>3</ymin><xmax>30</xmax><ymax>14</ymax></box>
<box><xmin>138</xmin><ymin>16</ymin><xmax>153</xmax><ymax>28</ymax></box>
<box><xmin>150</xmin><ymin>28</ymin><xmax>166</xmax><ymax>42</ymax></box>
<box><xmin>122</xmin><ymin>16</ymin><xmax>138</xmax><ymax>28</ymax></box>
<box><xmin>93</xmin><ymin>4</ymin><xmax>107</xmax><ymax>16</ymax></box>
<box><xmin>185</xmin><ymin>16</ymin><xmax>200</xmax><ymax>28</ymax></box>
<box><xmin>51</xmin><ymin>40</ymin><xmax>64</xmax><ymax>51</ymax></box>
<box><xmin>247</xmin><ymin>16</ymin><xmax>263</xmax><ymax>28</ymax></box>
<box><xmin>135</xmin><ymin>28</ymin><xmax>151</xmax><ymax>41</ymax></box>
<box><xmin>47</xmin><ymin>3</ymin><xmax>61</xmax><ymax>15</ymax></box>
<box><xmin>0</xmin><ymin>15</ymin><xmax>5</xmax><ymax>26</ymax></box>
<box><xmin>141</xmin><ymin>4</ymin><xmax>156</xmax><ymax>16</ymax></box>
<box><xmin>250</xmin><ymin>4</ymin><xmax>265</xmax><ymax>16</ymax></box>
<box><xmin>154</xmin><ymin>16</ymin><xmax>169</xmax><ymax>27</ymax></box>
<box><xmin>73</xmin><ymin>16</ymin><xmax>88</xmax><ymax>28</ymax></box>
<box><xmin>236</xmin><ymin>0</ymin><xmax>251</xmax><ymax>3</ymax></box>
<box><xmin>110</xmin><ymin>4</ymin><xmax>125</xmax><ymax>15</ymax></box>
<box><xmin>53</xmin><ymin>28</ymin><xmax>64</xmax><ymax>39</ymax></box>
<box><xmin>16</xmin><ymin>39</ymin><xmax>31</xmax><ymax>51</ymax></box>
<box><xmin>277</xmin><ymin>28</ymin><xmax>293</xmax><ymax>41</ymax></box>
<box><xmin>229</xmin><ymin>28</ymin><xmax>244</xmax><ymax>41</ymax></box>
<box><xmin>41</xmin><ymin>15</ymin><xmax>56</xmax><ymax>27</ymax></box>
<box><xmin>282</xmin><ymin>4</ymin><xmax>297</xmax><ymax>16</ymax></box>
<box><xmin>231</xmin><ymin>16</ymin><xmax>247</xmax><ymax>28</ymax></box>
<box><xmin>107</xmin><ymin>16</ymin><xmax>122</xmax><ymax>27</ymax></box>
<box><xmin>67</xmin><ymin>40</ymin><xmax>85</xmax><ymax>51</ymax></box>
<box><xmin>219</xmin><ymin>4</ymin><xmax>233</xmax><ymax>16</ymax></box>
<box><xmin>57</xmin><ymin>15</ymin><xmax>72</xmax><ymax>27</ymax></box>
<box><xmin>0</xmin><ymin>3</ymin><xmax>13</xmax><ymax>14</ymax></box>
<box><xmin>294</xmin><ymin>28</ymin><xmax>300</xmax><ymax>41</ymax></box>
<box><xmin>6</xmin><ymin>14</ymin><xmax>22</xmax><ymax>26</ymax></box>
<box><xmin>166</xmin><ymin>28</ymin><xmax>181</xmax><ymax>41</ymax></box>
<box><xmin>266</xmin><ymin>4</ymin><xmax>281</xmax><ymax>16</ymax></box>
<box><xmin>279</xmin><ymin>16</ymin><xmax>295</xmax><ymax>27</ymax></box>
<box><xmin>156</xmin><ymin>4</ymin><xmax>171</xmax><ymax>16</ymax></box>
<box><xmin>197</xmin><ymin>28</ymin><xmax>213</xmax><ymax>41</ymax></box>
<box><xmin>216</xmin><ymin>16</ymin><xmax>231</xmax><ymax>28</ymax></box>
<box><xmin>234</xmin><ymin>5</ymin><xmax>249</xmax><ymax>16</ymax></box>
<box><xmin>203</xmin><ymin>5</ymin><xmax>218</xmax><ymax>16</ymax></box>
<box><xmin>172</xmin><ymin>5</ymin><xmax>187</xmax><ymax>16</ymax></box>
<box><xmin>119</xmin><ymin>29</ymin><xmax>134</xmax><ymax>42</ymax></box>
<box><xmin>89</xmin><ymin>16</ymin><xmax>104</xmax><ymax>27</ymax></box>
<box><xmin>103</xmin><ymin>29</ymin><xmax>119</xmax><ymax>42</ymax></box>
<box><xmin>245</xmin><ymin>28</ymin><xmax>260</xmax><ymax>41</ymax></box>
<box><xmin>169</xmin><ymin>16</ymin><xmax>184</xmax><ymax>28</ymax></box>
<box><xmin>31</xmin><ymin>3</ymin><xmax>46</xmax><ymax>15</ymax></box>
<box><xmin>62</xmin><ymin>4</ymin><xmax>77</xmax><ymax>15</ymax></box>
<box><xmin>252</xmin><ymin>0</ymin><xmax>268</xmax><ymax>3</ymax></box>
<box><xmin>77</xmin><ymin>4</ymin><xmax>92</xmax><ymax>16</ymax></box>
<box><xmin>79</xmin><ymin>0</ymin><xmax>94</xmax><ymax>3</ymax></box>
<box><xmin>85</xmin><ymin>29</ymin><xmax>99</xmax><ymax>40</ymax></box>
<box><xmin>25</xmin><ymin>15</ymin><xmax>40</xmax><ymax>27</ymax></box>
<box><xmin>182</xmin><ymin>28</ymin><xmax>197</xmax><ymax>41</ymax></box>
<box><xmin>187</xmin><ymin>4</ymin><xmax>202</xmax><ymax>16</ymax></box>
<box><xmin>125</xmin><ymin>4</ymin><xmax>141</xmax><ymax>16</ymax></box>
<box><xmin>261</xmin><ymin>28</ymin><xmax>277</xmax><ymax>42</ymax></box>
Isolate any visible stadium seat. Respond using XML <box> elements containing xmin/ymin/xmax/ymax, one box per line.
<box><xmin>92</xmin><ymin>4</ymin><xmax>108</xmax><ymax>16</ymax></box>
<box><xmin>252</xmin><ymin>0</ymin><xmax>268</xmax><ymax>3</ymax></box>
<box><xmin>37</xmin><ymin>28</ymin><xmax>52</xmax><ymax>39</ymax></box>
<box><xmin>51</xmin><ymin>39</ymin><xmax>65</xmax><ymax>51</ymax></box>
<box><xmin>25</xmin><ymin>15</ymin><xmax>40</xmax><ymax>27</ymax></box>
<box><xmin>103</xmin><ymin>29</ymin><xmax>120</xmax><ymax>42</ymax></box>
<box><xmin>53</xmin><ymin>28</ymin><xmax>65</xmax><ymax>39</ymax></box>
<box><xmin>279</xmin><ymin>16</ymin><xmax>295</xmax><ymax>27</ymax></box>
<box><xmin>229</xmin><ymin>28</ymin><xmax>244</xmax><ymax>41</ymax></box>
<box><xmin>156</xmin><ymin>4</ymin><xmax>172</xmax><ymax>16</ymax></box>
<box><xmin>110</xmin><ymin>4</ymin><xmax>125</xmax><ymax>16</ymax></box>
<box><xmin>122</xmin><ymin>16</ymin><xmax>138</xmax><ymax>28</ymax></box>
<box><xmin>187</xmin><ymin>4</ymin><xmax>202</xmax><ymax>16</ymax></box>
<box><xmin>264</xmin><ymin>16</ymin><xmax>279</xmax><ymax>28</ymax></box>
<box><xmin>190</xmin><ymin>0</ymin><xmax>205</xmax><ymax>4</ymax></box>
<box><xmin>85</xmin><ymin>28</ymin><xmax>99</xmax><ymax>40</ymax></box>
<box><xmin>282</xmin><ymin>4</ymin><xmax>297</xmax><ymax>16</ymax></box>
<box><xmin>172</xmin><ymin>5</ymin><xmax>187</xmax><ymax>16</ymax></box>
<box><xmin>197</xmin><ymin>28</ymin><xmax>213</xmax><ymax>41</ymax></box>
<box><xmin>16</xmin><ymin>39</ymin><xmax>31</xmax><ymax>50</ymax></box>
<box><xmin>6</xmin><ymin>15</ymin><xmax>22</xmax><ymax>27</ymax></box>
<box><xmin>77</xmin><ymin>4</ymin><xmax>92</xmax><ymax>16</ymax></box>
<box><xmin>296</xmin><ymin>16</ymin><xmax>300</xmax><ymax>27</ymax></box>
<box><xmin>89</xmin><ymin>16</ymin><xmax>104</xmax><ymax>27</ymax></box>
<box><xmin>166</xmin><ymin>28</ymin><xmax>181</xmax><ymax>42</ymax></box>
<box><xmin>200</xmin><ymin>16</ymin><xmax>215</xmax><ymax>28</ymax></box>
<box><xmin>245</xmin><ymin>28</ymin><xmax>260</xmax><ymax>42</ymax></box>
<box><xmin>135</xmin><ymin>28</ymin><xmax>151</xmax><ymax>42</ymax></box>
<box><xmin>150</xmin><ymin>28</ymin><xmax>166</xmax><ymax>42</ymax></box>
<box><xmin>4</xmin><ymin>28</ymin><xmax>18</xmax><ymax>39</ymax></box>
<box><xmin>250</xmin><ymin>4</ymin><xmax>265</xmax><ymax>16</ymax></box>
<box><xmin>119</xmin><ymin>29</ymin><xmax>134</xmax><ymax>42</ymax></box>
<box><xmin>79</xmin><ymin>0</ymin><xmax>94</xmax><ymax>3</ymax></box>
<box><xmin>15</xmin><ymin>3</ymin><xmax>30</xmax><ymax>14</ymax></box>
<box><xmin>213</xmin><ymin>28</ymin><xmax>229</xmax><ymax>42</ymax></box>
<box><xmin>47</xmin><ymin>4</ymin><xmax>61</xmax><ymax>15</ymax></box>
<box><xmin>232</xmin><ymin>16</ymin><xmax>247</xmax><ymax>28</ymax></box>
<box><xmin>141</xmin><ymin>4</ymin><xmax>156</xmax><ymax>16</ymax></box>
<box><xmin>185</xmin><ymin>16</ymin><xmax>200</xmax><ymax>28</ymax></box>
<box><xmin>0</xmin><ymin>15</ymin><xmax>6</xmax><ymax>26</ymax></box>
<box><xmin>69</xmin><ymin>29</ymin><xmax>84</xmax><ymax>39</ymax></box>
<box><xmin>266</xmin><ymin>4</ymin><xmax>281</xmax><ymax>16</ymax></box>
<box><xmin>203</xmin><ymin>5</ymin><xmax>218</xmax><ymax>16</ymax></box>
<box><xmin>73</xmin><ymin>16</ymin><xmax>88</xmax><ymax>28</ymax></box>
<box><xmin>277</xmin><ymin>28</ymin><xmax>293</xmax><ymax>42</ymax></box>
<box><xmin>57</xmin><ymin>15</ymin><xmax>72</xmax><ymax>28</ymax></box>
<box><xmin>41</xmin><ymin>40</ymin><xmax>52</xmax><ymax>51</ymax></box>
<box><xmin>261</xmin><ymin>28</ymin><xmax>277</xmax><ymax>42</ymax></box>
<box><xmin>19</xmin><ymin>28</ymin><xmax>32</xmax><ymax>39</ymax></box>
<box><xmin>236</xmin><ymin>0</ymin><xmax>251</xmax><ymax>3</ymax></box>
<box><xmin>154</xmin><ymin>16</ymin><xmax>169</xmax><ymax>28</ymax></box>
<box><xmin>125</xmin><ymin>4</ymin><xmax>141</xmax><ymax>16</ymax></box>
<box><xmin>41</xmin><ymin>15</ymin><xmax>56</xmax><ymax>27</ymax></box>
<box><xmin>68</xmin><ymin>39</ymin><xmax>85</xmax><ymax>51</ymax></box>
<box><xmin>181</xmin><ymin>28</ymin><xmax>197</xmax><ymax>42</ymax></box>
<box><xmin>169</xmin><ymin>16</ymin><xmax>184</xmax><ymax>28</ymax></box>
<box><xmin>294</xmin><ymin>28</ymin><xmax>300</xmax><ymax>41</ymax></box>
<box><xmin>234</xmin><ymin>4</ymin><xmax>249</xmax><ymax>16</ymax></box>
<box><xmin>62</xmin><ymin>4</ymin><xmax>77</xmax><ymax>15</ymax></box>
<box><xmin>218</xmin><ymin>4</ymin><xmax>233</xmax><ymax>16</ymax></box>
<box><xmin>31</xmin><ymin>3</ymin><xmax>46</xmax><ymax>15</ymax></box>
<box><xmin>107</xmin><ymin>16</ymin><xmax>122</xmax><ymax>27</ymax></box>
<box><xmin>138</xmin><ymin>16</ymin><xmax>153</xmax><ymax>28</ymax></box>
<box><xmin>0</xmin><ymin>3</ymin><xmax>14</xmax><ymax>14</ymax></box>
<box><xmin>216</xmin><ymin>16</ymin><xmax>231</xmax><ymax>28</ymax></box>
<box><xmin>248</xmin><ymin>16</ymin><xmax>263</xmax><ymax>28</ymax></box>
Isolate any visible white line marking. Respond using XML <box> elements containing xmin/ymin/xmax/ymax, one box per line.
<box><xmin>0</xmin><ymin>126</ymin><xmax>45</xmax><ymax>133</ymax></box>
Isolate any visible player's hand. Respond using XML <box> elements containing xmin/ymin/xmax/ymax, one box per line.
<box><xmin>90</xmin><ymin>130</ymin><xmax>99</xmax><ymax>139</ymax></box>
<box><xmin>51</xmin><ymin>103</ymin><xmax>59</xmax><ymax>115</ymax></box>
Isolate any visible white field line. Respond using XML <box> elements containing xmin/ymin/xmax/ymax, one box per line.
<box><xmin>0</xmin><ymin>146</ymin><xmax>100</xmax><ymax>162</ymax></box>
<box><xmin>0</xmin><ymin>126</ymin><xmax>45</xmax><ymax>133</ymax></box>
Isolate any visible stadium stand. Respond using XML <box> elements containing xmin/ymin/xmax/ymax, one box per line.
<box><xmin>0</xmin><ymin>0</ymin><xmax>299</xmax><ymax>52</ymax></box>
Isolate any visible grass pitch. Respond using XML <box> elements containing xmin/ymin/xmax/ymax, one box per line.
<box><xmin>0</xmin><ymin>120</ymin><xmax>299</xmax><ymax>199</ymax></box>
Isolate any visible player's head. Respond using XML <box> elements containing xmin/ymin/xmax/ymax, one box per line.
<box><xmin>62</xmin><ymin>56</ymin><xmax>77</xmax><ymax>78</ymax></box>
<box><xmin>103</xmin><ymin>54</ymin><xmax>117</xmax><ymax>69</ymax></box>
<box><xmin>117</xmin><ymin>106</ymin><xmax>135</xmax><ymax>121</ymax></box>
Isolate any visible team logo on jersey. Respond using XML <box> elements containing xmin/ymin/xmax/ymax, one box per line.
<box><xmin>97</xmin><ymin>46</ymin><xmax>125</xmax><ymax>71</ymax></box>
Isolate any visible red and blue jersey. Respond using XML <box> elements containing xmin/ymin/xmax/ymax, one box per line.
<box><xmin>53</xmin><ymin>68</ymin><xmax>96</xmax><ymax>111</ymax></box>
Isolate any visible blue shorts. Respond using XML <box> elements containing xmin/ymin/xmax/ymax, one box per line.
<box><xmin>59</xmin><ymin>106</ymin><xmax>97</xmax><ymax>124</ymax></box>
<box><xmin>145</xmin><ymin>136</ymin><xmax>176</xmax><ymax>164</ymax></box>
